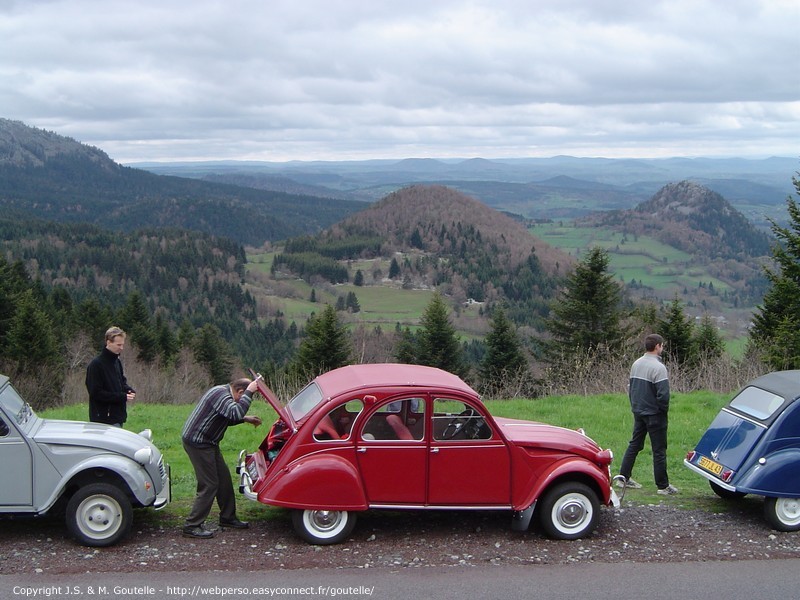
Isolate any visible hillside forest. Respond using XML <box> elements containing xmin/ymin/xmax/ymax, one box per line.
<box><xmin>1</xmin><ymin>119</ymin><xmax>799</xmax><ymax>409</ymax></box>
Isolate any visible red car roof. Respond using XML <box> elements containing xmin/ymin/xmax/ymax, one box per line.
<box><xmin>314</xmin><ymin>363</ymin><xmax>478</xmax><ymax>399</ymax></box>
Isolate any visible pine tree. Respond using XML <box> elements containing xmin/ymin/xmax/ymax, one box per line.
<box><xmin>6</xmin><ymin>289</ymin><xmax>60</xmax><ymax>369</ymax></box>
<box><xmin>292</xmin><ymin>305</ymin><xmax>352</xmax><ymax>377</ymax></box>
<box><xmin>0</xmin><ymin>257</ymin><xmax>31</xmax><ymax>353</ymax></box>
<box><xmin>692</xmin><ymin>315</ymin><xmax>725</xmax><ymax>363</ymax></box>
<box><xmin>346</xmin><ymin>291</ymin><xmax>360</xmax><ymax>313</ymax></box>
<box><xmin>394</xmin><ymin>325</ymin><xmax>417</xmax><ymax>364</ymax></box>
<box><xmin>353</xmin><ymin>270</ymin><xmax>365</xmax><ymax>287</ymax></box>
<box><xmin>388</xmin><ymin>257</ymin><xmax>401</xmax><ymax>279</ymax></box>
<box><xmin>155</xmin><ymin>314</ymin><xmax>179</xmax><ymax>364</ymax></box>
<box><xmin>545</xmin><ymin>247</ymin><xmax>628</xmax><ymax>360</ymax></box>
<box><xmin>417</xmin><ymin>293</ymin><xmax>466</xmax><ymax>377</ymax></box>
<box><xmin>193</xmin><ymin>323</ymin><xmax>235</xmax><ymax>384</ymax></box>
<box><xmin>751</xmin><ymin>176</ymin><xmax>800</xmax><ymax>369</ymax></box>
<box><xmin>117</xmin><ymin>290</ymin><xmax>159</xmax><ymax>361</ymax></box>
<box><xmin>658</xmin><ymin>296</ymin><xmax>695</xmax><ymax>365</ymax></box>
<box><xmin>480</xmin><ymin>307</ymin><xmax>528</xmax><ymax>388</ymax></box>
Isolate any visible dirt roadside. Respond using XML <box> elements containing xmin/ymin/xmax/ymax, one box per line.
<box><xmin>3</xmin><ymin>497</ymin><xmax>800</xmax><ymax>575</ymax></box>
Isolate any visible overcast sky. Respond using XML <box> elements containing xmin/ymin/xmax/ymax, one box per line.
<box><xmin>1</xmin><ymin>0</ymin><xmax>798</xmax><ymax>164</ymax></box>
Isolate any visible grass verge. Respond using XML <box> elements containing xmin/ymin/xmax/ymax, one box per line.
<box><xmin>42</xmin><ymin>390</ymin><xmax>732</xmax><ymax>524</ymax></box>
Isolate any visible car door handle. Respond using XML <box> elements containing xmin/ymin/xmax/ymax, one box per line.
<box><xmin>430</xmin><ymin>447</ymin><xmax>439</xmax><ymax>454</ymax></box>
<box><xmin>357</xmin><ymin>447</ymin><xmax>367</xmax><ymax>453</ymax></box>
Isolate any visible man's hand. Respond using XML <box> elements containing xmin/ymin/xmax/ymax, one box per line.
<box><xmin>246</xmin><ymin>379</ymin><xmax>260</xmax><ymax>393</ymax></box>
<box><xmin>244</xmin><ymin>415</ymin><xmax>262</xmax><ymax>427</ymax></box>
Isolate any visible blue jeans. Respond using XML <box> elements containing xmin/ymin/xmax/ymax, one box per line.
<box><xmin>619</xmin><ymin>412</ymin><xmax>669</xmax><ymax>489</ymax></box>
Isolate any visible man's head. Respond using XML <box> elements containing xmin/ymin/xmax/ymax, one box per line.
<box><xmin>230</xmin><ymin>378</ymin><xmax>252</xmax><ymax>402</ymax></box>
<box><xmin>644</xmin><ymin>333</ymin><xmax>665</xmax><ymax>354</ymax></box>
<box><xmin>104</xmin><ymin>326</ymin><xmax>126</xmax><ymax>355</ymax></box>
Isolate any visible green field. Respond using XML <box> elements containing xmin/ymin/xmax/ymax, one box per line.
<box><xmin>530</xmin><ymin>222</ymin><xmax>731</xmax><ymax>292</ymax></box>
<box><xmin>248</xmin><ymin>250</ymin><xmax>452</xmax><ymax>330</ymax></box>
<box><xmin>43</xmin><ymin>389</ymin><xmax>736</xmax><ymax>525</ymax></box>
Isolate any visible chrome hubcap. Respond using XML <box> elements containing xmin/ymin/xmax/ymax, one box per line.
<box><xmin>558</xmin><ymin>499</ymin><xmax>587</xmax><ymax>527</ymax></box>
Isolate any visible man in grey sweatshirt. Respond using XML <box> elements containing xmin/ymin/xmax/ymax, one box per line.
<box><xmin>617</xmin><ymin>333</ymin><xmax>678</xmax><ymax>495</ymax></box>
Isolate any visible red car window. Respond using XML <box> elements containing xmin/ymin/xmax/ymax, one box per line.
<box><xmin>363</xmin><ymin>398</ymin><xmax>425</xmax><ymax>441</ymax></box>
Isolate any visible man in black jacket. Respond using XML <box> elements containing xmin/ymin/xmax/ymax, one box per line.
<box><xmin>85</xmin><ymin>326</ymin><xmax>136</xmax><ymax>427</ymax></box>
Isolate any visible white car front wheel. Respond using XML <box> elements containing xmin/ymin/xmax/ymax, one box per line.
<box><xmin>65</xmin><ymin>483</ymin><xmax>133</xmax><ymax>547</ymax></box>
<box><xmin>538</xmin><ymin>482</ymin><xmax>599</xmax><ymax>540</ymax></box>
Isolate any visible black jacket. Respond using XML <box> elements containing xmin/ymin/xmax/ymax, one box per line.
<box><xmin>85</xmin><ymin>348</ymin><xmax>134</xmax><ymax>425</ymax></box>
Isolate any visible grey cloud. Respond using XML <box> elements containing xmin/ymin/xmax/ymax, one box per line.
<box><xmin>0</xmin><ymin>0</ymin><xmax>797</xmax><ymax>161</ymax></box>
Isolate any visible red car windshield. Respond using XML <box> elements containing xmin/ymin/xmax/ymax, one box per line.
<box><xmin>288</xmin><ymin>382</ymin><xmax>324</xmax><ymax>422</ymax></box>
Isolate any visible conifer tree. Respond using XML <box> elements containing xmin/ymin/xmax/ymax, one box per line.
<box><xmin>658</xmin><ymin>296</ymin><xmax>695</xmax><ymax>365</ymax></box>
<box><xmin>417</xmin><ymin>293</ymin><xmax>466</xmax><ymax>377</ymax></box>
<box><xmin>292</xmin><ymin>305</ymin><xmax>352</xmax><ymax>377</ymax></box>
<box><xmin>193</xmin><ymin>323</ymin><xmax>235</xmax><ymax>384</ymax></box>
<box><xmin>6</xmin><ymin>289</ymin><xmax>60</xmax><ymax>369</ymax></box>
<box><xmin>692</xmin><ymin>315</ymin><xmax>725</xmax><ymax>363</ymax></box>
<box><xmin>544</xmin><ymin>247</ymin><xmax>628</xmax><ymax>360</ymax></box>
<box><xmin>0</xmin><ymin>258</ymin><xmax>31</xmax><ymax>353</ymax></box>
<box><xmin>388</xmin><ymin>257</ymin><xmax>401</xmax><ymax>279</ymax></box>
<box><xmin>394</xmin><ymin>325</ymin><xmax>417</xmax><ymax>364</ymax></box>
<box><xmin>751</xmin><ymin>177</ymin><xmax>800</xmax><ymax>369</ymax></box>
<box><xmin>480</xmin><ymin>306</ymin><xmax>528</xmax><ymax>389</ymax></box>
<box><xmin>346</xmin><ymin>291</ymin><xmax>360</xmax><ymax>313</ymax></box>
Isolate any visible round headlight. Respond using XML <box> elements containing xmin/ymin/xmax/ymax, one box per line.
<box><xmin>134</xmin><ymin>447</ymin><xmax>153</xmax><ymax>465</ymax></box>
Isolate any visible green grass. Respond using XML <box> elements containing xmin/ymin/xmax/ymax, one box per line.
<box><xmin>43</xmin><ymin>390</ymin><xmax>733</xmax><ymax>522</ymax></box>
<box><xmin>529</xmin><ymin>222</ymin><xmax>733</xmax><ymax>294</ymax></box>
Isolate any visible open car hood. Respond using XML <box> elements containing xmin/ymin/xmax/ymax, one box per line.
<box><xmin>251</xmin><ymin>371</ymin><xmax>296</xmax><ymax>430</ymax></box>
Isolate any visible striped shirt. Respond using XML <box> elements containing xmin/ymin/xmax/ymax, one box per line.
<box><xmin>182</xmin><ymin>384</ymin><xmax>253</xmax><ymax>447</ymax></box>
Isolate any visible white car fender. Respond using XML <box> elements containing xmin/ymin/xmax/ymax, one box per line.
<box><xmin>42</xmin><ymin>453</ymin><xmax>157</xmax><ymax>512</ymax></box>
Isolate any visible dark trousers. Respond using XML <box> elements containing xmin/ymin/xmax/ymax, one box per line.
<box><xmin>183</xmin><ymin>440</ymin><xmax>237</xmax><ymax>527</ymax></box>
<box><xmin>619</xmin><ymin>412</ymin><xmax>669</xmax><ymax>489</ymax></box>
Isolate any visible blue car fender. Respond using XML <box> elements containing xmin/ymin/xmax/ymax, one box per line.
<box><xmin>736</xmin><ymin>447</ymin><xmax>800</xmax><ymax>497</ymax></box>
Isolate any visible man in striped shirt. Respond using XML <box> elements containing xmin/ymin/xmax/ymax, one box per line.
<box><xmin>181</xmin><ymin>378</ymin><xmax>263</xmax><ymax>538</ymax></box>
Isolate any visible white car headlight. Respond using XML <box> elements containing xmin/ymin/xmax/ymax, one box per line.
<box><xmin>134</xmin><ymin>447</ymin><xmax>153</xmax><ymax>465</ymax></box>
<box><xmin>138</xmin><ymin>429</ymin><xmax>153</xmax><ymax>441</ymax></box>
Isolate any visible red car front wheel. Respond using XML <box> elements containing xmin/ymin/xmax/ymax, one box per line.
<box><xmin>538</xmin><ymin>482</ymin><xmax>599</xmax><ymax>540</ymax></box>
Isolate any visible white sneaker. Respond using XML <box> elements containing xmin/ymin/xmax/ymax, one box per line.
<box><xmin>657</xmin><ymin>484</ymin><xmax>679</xmax><ymax>495</ymax></box>
<box><xmin>614</xmin><ymin>476</ymin><xmax>642</xmax><ymax>489</ymax></box>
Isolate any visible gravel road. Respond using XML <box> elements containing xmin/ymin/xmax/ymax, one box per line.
<box><xmin>3</xmin><ymin>495</ymin><xmax>800</xmax><ymax>575</ymax></box>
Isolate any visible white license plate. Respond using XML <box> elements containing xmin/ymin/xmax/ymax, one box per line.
<box><xmin>246</xmin><ymin>460</ymin><xmax>259</xmax><ymax>481</ymax></box>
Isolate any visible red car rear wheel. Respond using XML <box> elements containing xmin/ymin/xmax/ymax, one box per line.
<box><xmin>292</xmin><ymin>509</ymin><xmax>357</xmax><ymax>544</ymax></box>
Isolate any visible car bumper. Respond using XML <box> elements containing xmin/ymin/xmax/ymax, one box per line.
<box><xmin>236</xmin><ymin>450</ymin><xmax>259</xmax><ymax>502</ymax></box>
<box><xmin>154</xmin><ymin>463</ymin><xmax>171</xmax><ymax>509</ymax></box>
<box><xmin>684</xmin><ymin>458</ymin><xmax>737</xmax><ymax>492</ymax></box>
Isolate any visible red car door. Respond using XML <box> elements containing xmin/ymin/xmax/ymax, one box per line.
<box><xmin>427</xmin><ymin>398</ymin><xmax>511</xmax><ymax>505</ymax></box>
<box><xmin>356</xmin><ymin>398</ymin><xmax>427</xmax><ymax>504</ymax></box>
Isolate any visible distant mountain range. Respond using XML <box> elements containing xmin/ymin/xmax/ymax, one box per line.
<box><xmin>0</xmin><ymin>118</ymin><xmax>364</xmax><ymax>246</ymax></box>
<box><xmin>134</xmin><ymin>153</ymin><xmax>797</xmax><ymax>228</ymax></box>
<box><xmin>0</xmin><ymin>117</ymin><xmax>787</xmax><ymax>335</ymax></box>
